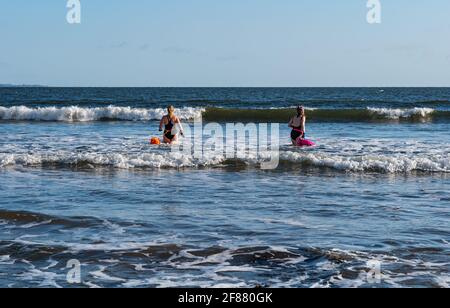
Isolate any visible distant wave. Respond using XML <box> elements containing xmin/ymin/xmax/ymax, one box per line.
<box><xmin>0</xmin><ymin>106</ymin><xmax>204</xmax><ymax>122</ymax></box>
<box><xmin>0</xmin><ymin>105</ymin><xmax>449</xmax><ymax>123</ymax></box>
<box><xmin>202</xmin><ymin>107</ymin><xmax>443</xmax><ymax>122</ymax></box>
<box><xmin>1</xmin><ymin>151</ymin><xmax>449</xmax><ymax>173</ymax></box>
<box><xmin>367</xmin><ymin>107</ymin><xmax>435</xmax><ymax>119</ymax></box>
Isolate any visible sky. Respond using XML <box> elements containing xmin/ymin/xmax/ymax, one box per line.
<box><xmin>0</xmin><ymin>0</ymin><xmax>449</xmax><ymax>87</ymax></box>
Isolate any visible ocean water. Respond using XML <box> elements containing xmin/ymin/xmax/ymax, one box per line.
<box><xmin>0</xmin><ymin>87</ymin><xmax>449</xmax><ymax>288</ymax></box>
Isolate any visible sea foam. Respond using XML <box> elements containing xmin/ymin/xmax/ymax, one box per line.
<box><xmin>1</xmin><ymin>150</ymin><xmax>449</xmax><ymax>173</ymax></box>
<box><xmin>0</xmin><ymin>105</ymin><xmax>442</xmax><ymax>122</ymax></box>
<box><xmin>367</xmin><ymin>107</ymin><xmax>435</xmax><ymax>119</ymax></box>
<box><xmin>0</xmin><ymin>106</ymin><xmax>204</xmax><ymax>122</ymax></box>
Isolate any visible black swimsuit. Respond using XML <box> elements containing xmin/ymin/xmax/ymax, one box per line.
<box><xmin>291</xmin><ymin>116</ymin><xmax>305</xmax><ymax>140</ymax></box>
<box><xmin>164</xmin><ymin>116</ymin><xmax>175</xmax><ymax>140</ymax></box>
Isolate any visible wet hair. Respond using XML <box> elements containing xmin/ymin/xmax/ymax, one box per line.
<box><xmin>167</xmin><ymin>105</ymin><xmax>175</xmax><ymax>117</ymax></box>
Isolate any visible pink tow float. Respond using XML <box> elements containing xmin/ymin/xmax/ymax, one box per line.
<box><xmin>296</xmin><ymin>138</ymin><xmax>316</xmax><ymax>147</ymax></box>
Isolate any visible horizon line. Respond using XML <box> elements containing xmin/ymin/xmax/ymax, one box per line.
<box><xmin>1</xmin><ymin>84</ymin><xmax>450</xmax><ymax>89</ymax></box>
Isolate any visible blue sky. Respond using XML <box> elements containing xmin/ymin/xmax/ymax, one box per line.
<box><xmin>1</xmin><ymin>0</ymin><xmax>449</xmax><ymax>86</ymax></box>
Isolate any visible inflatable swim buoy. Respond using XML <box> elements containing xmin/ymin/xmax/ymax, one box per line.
<box><xmin>150</xmin><ymin>137</ymin><xmax>161</xmax><ymax>145</ymax></box>
<box><xmin>296</xmin><ymin>138</ymin><xmax>315</xmax><ymax>147</ymax></box>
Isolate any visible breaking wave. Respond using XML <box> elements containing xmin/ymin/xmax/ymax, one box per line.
<box><xmin>202</xmin><ymin>107</ymin><xmax>442</xmax><ymax>122</ymax></box>
<box><xmin>0</xmin><ymin>106</ymin><xmax>204</xmax><ymax>122</ymax></box>
<box><xmin>0</xmin><ymin>105</ymin><xmax>448</xmax><ymax>123</ymax></box>
<box><xmin>367</xmin><ymin>107</ymin><xmax>435</xmax><ymax>119</ymax></box>
<box><xmin>1</xmin><ymin>151</ymin><xmax>449</xmax><ymax>173</ymax></box>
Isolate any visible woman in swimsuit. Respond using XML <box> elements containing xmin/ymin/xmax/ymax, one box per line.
<box><xmin>289</xmin><ymin>106</ymin><xmax>306</xmax><ymax>145</ymax></box>
<box><xmin>159</xmin><ymin>105</ymin><xmax>184</xmax><ymax>144</ymax></box>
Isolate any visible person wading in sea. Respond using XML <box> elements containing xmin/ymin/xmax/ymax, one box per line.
<box><xmin>159</xmin><ymin>105</ymin><xmax>184</xmax><ymax>144</ymax></box>
<box><xmin>288</xmin><ymin>106</ymin><xmax>306</xmax><ymax>145</ymax></box>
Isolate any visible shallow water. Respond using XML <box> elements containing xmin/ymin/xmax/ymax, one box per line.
<box><xmin>1</xmin><ymin>121</ymin><xmax>449</xmax><ymax>172</ymax></box>
<box><xmin>1</xmin><ymin>168</ymin><xmax>449</xmax><ymax>288</ymax></box>
<box><xmin>0</xmin><ymin>88</ymin><xmax>449</xmax><ymax>288</ymax></box>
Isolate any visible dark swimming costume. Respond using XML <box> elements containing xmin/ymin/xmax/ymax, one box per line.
<box><xmin>291</xmin><ymin>116</ymin><xmax>305</xmax><ymax>140</ymax></box>
<box><xmin>291</xmin><ymin>128</ymin><xmax>304</xmax><ymax>141</ymax></box>
<box><xmin>164</xmin><ymin>116</ymin><xmax>175</xmax><ymax>140</ymax></box>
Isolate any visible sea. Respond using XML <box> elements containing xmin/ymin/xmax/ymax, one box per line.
<box><xmin>0</xmin><ymin>87</ymin><xmax>449</xmax><ymax>288</ymax></box>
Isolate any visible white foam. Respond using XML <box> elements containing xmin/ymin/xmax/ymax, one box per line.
<box><xmin>66</xmin><ymin>240</ymin><xmax>162</xmax><ymax>252</ymax></box>
<box><xmin>0</xmin><ymin>105</ymin><xmax>204</xmax><ymax>122</ymax></box>
<box><xmin>122</xmin><ymin>279</ymin><xmax>147</xmax><ymax>288</ymax></box>
<box><xmin>1</xmin><ymin>149</ymin><xmax>450</xmax><ymax>173</ymax></box>
<box><xmin>41</xmin><ymin>260</ymin><xmax>59</xmax><ymax>270</ymax></box>
<box><xmin>90</xmin><ymin>266</ymin><xmax>126</xmax><ymax>282</ymax></box>
<box><xmin>435</xmin><ymin>275</ymin><xmax>450</xmax><ymax>288</ymax></box>
<box><xmin>279</xmin><ymin>149</ymin><xmax>450</xmax><ymax>173</ymax></box>
<box><xmin>18</xmin><ymin>268</ymin><xmax>63</xmax><ymax>288</ymax></box>
<box><xmin>84</xmin><ymin>281</ymin><xmax>102</xmax><ymax>288</ymax></box>
<box><xmin>367</xmin><ymin>107</ymin><xmax>435</xmax><ymax>119</ymax></box>
<box><xmin>215</xmin><ymin>265</ymin><xmax>269</xmax><ymax>273</ymax></box>
<box><xmin>1</xmin><ymin>131</ymin><xmax>450</xmax><ymax>173</ymax></box>
<box><xmin>258</xmin><ymin>218</ymin><xmax>308</xmax><ymax>228</ymax></box>
<box><xmin>0</xmin><ymin>151</ymin><xmax>226</xmax><ymax>169</ymax></box>
<box><xmin>20</xmin><ymin>220</ymin><xmax>53</xmax><ymax>229</ymax></box>
<box><xmin>102</xmin><ymin>219</ymin><xmax>126</xmax><ymax>235</ymax></box>
<box><xmin>0</xmin><ymin>255</ymin><xmax>14</xmax><ymax>265</ymax></box>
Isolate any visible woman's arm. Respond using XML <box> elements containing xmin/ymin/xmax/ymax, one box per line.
<box><xmin>288</xmin><ymin>117</ymin><xmax>294</xmax><ymax>128</ymax></box>
<box><xmin>159</xmin><ymin>116</ymin><xmax>165</xmax><ymax>131</ymax></box>
<box><xmin>302</xmin><ymin>116</ymin><xmax>306</xmax><ymax>133</ymax></box>
<box><xmin>176</xmin><ymin>117</ymin><xmax>185</xmax><ymax>136</ymax></box>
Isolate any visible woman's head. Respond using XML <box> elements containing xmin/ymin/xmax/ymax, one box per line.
<box><xmin>297</xmin><ymin>106</ymin><xmax>305</xmax><ymax>116</ymax></box>
<box><xmin>167</xmin><ymin>105</ymin><xmax>175</xmax><ymax>116</ymax></box>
